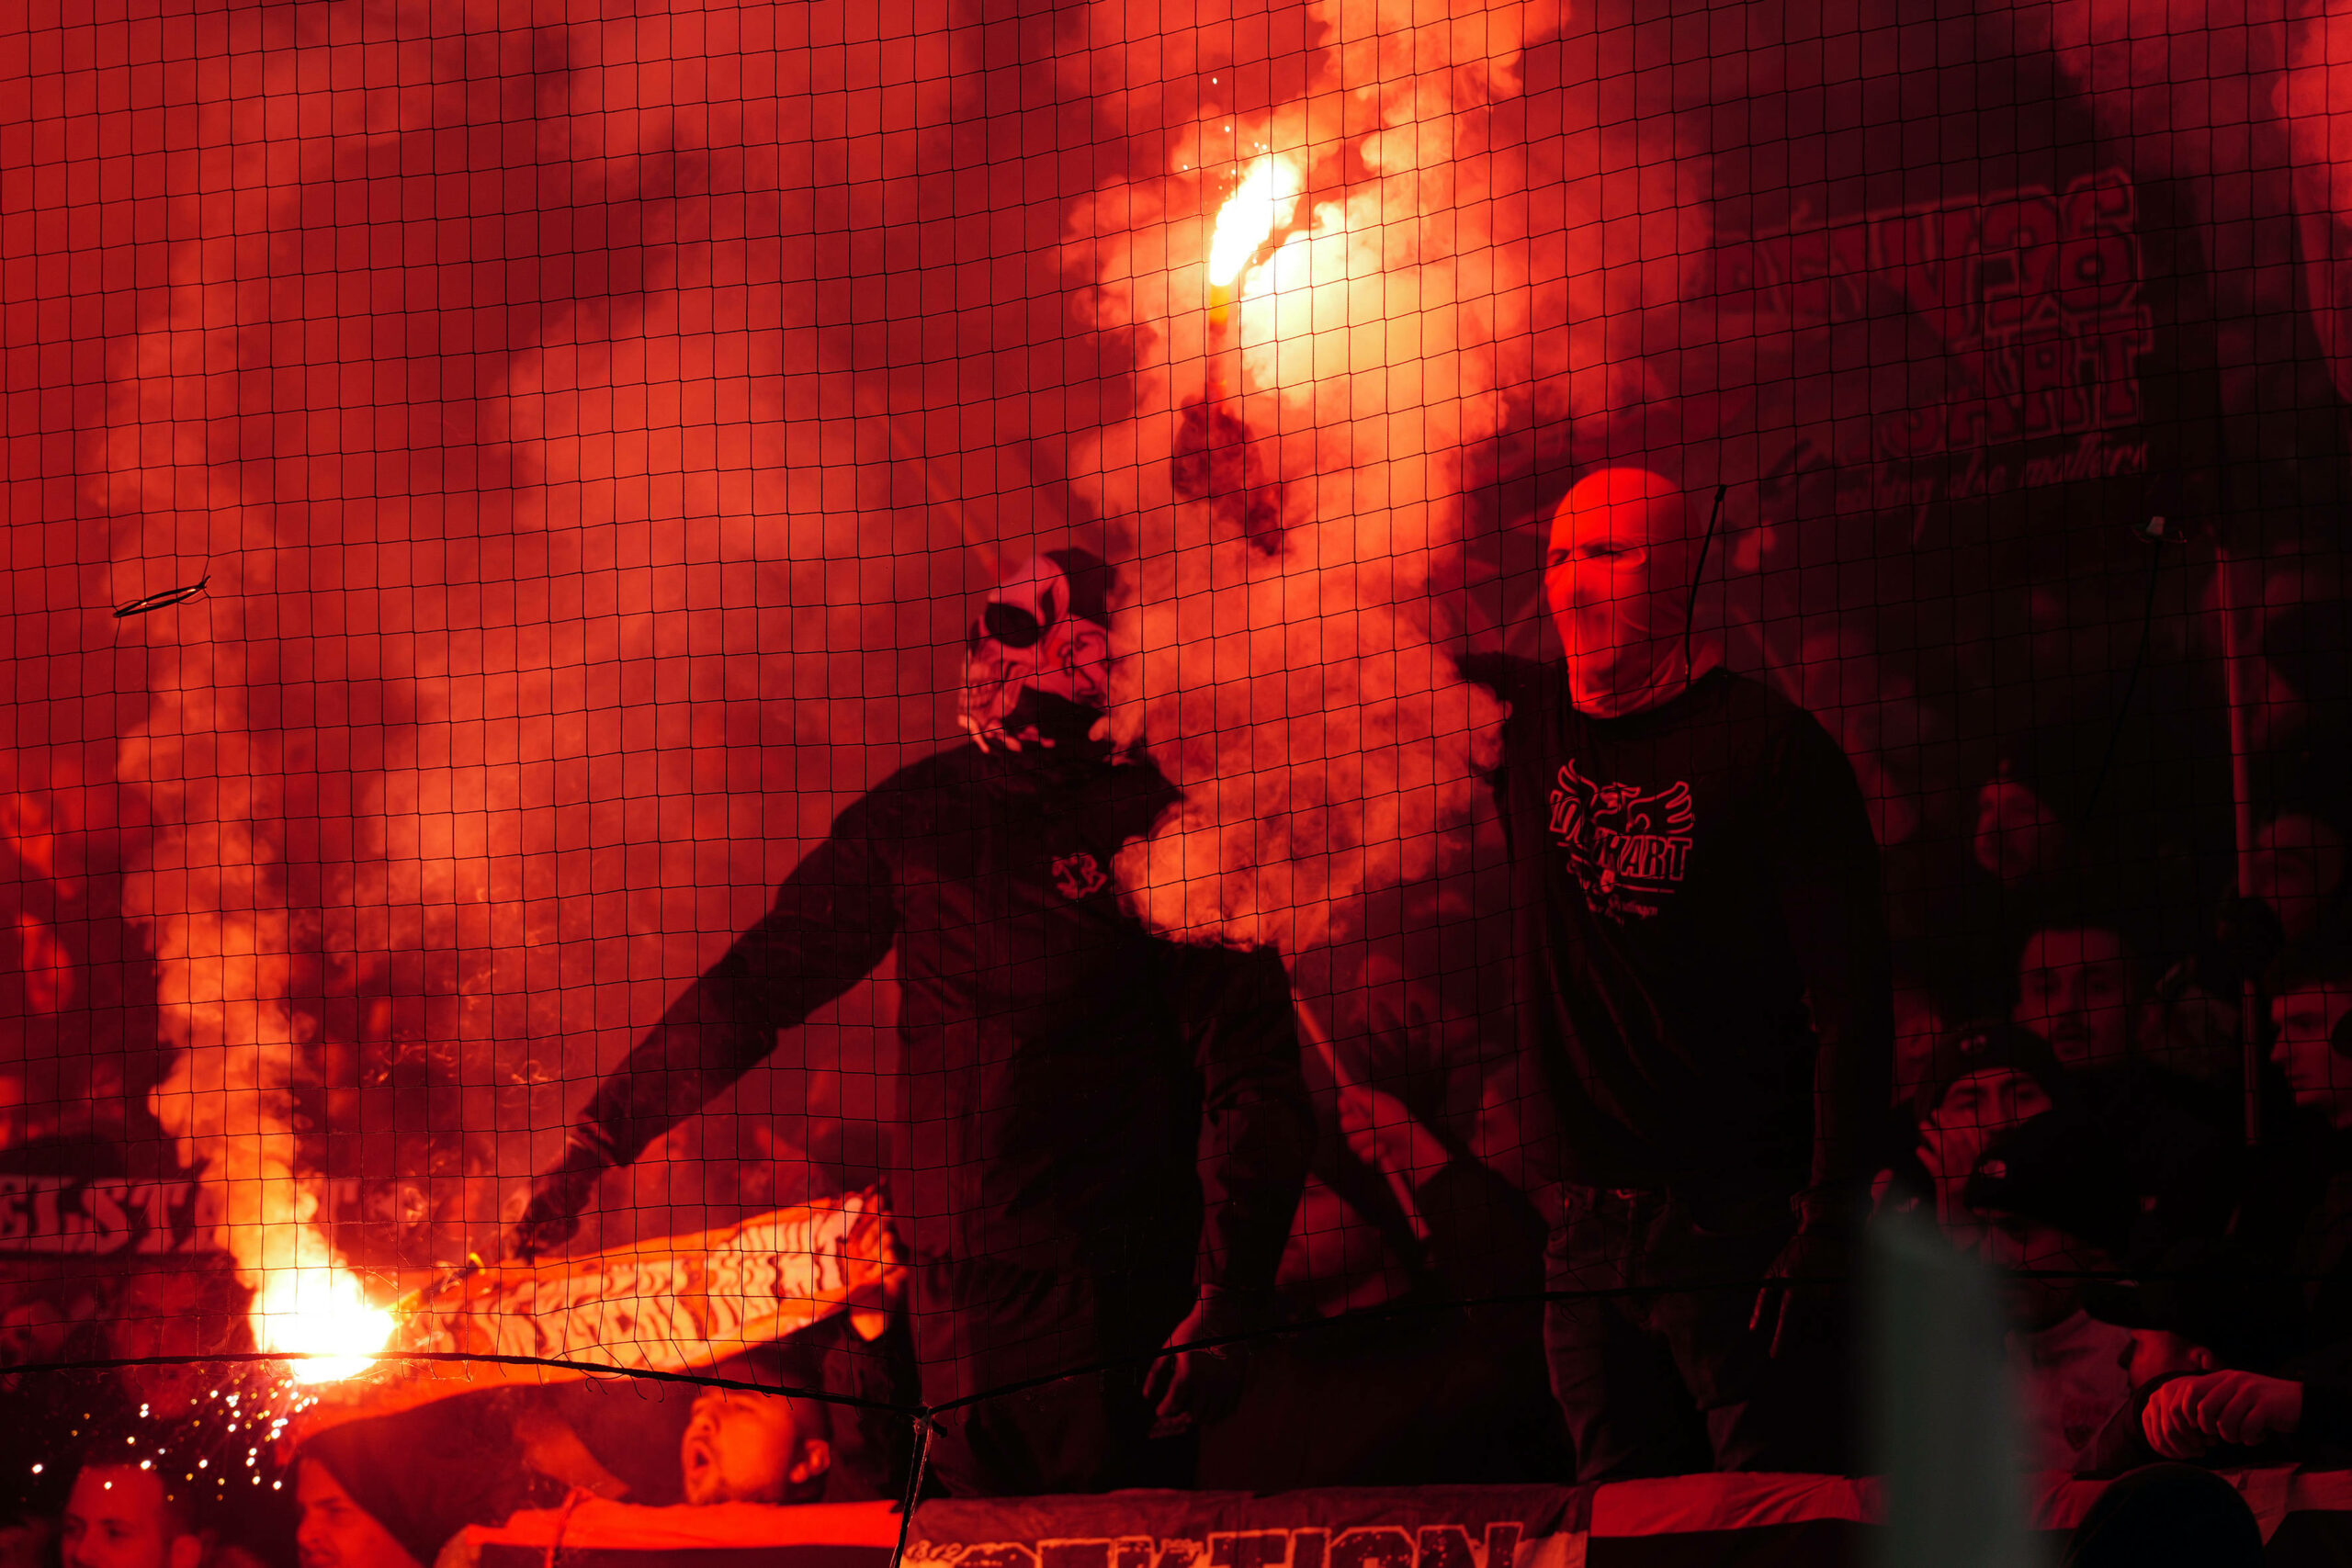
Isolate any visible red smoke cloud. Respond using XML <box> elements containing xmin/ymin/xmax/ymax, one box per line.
<box><xmin>8</xmin><ymin>0</ymin><xmax>2352</xmax><ymax>1333</ymax></box>
<box><xmin>6</xmin><ymin>0</ymin><xmax>1019</xmax><ymax>1302</ymax></box>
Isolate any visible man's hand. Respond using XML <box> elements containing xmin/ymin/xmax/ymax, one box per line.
<box><xmin>2143</xmin><ymin>1371</ymin><xmax>2305</xmax><ymax>1459</ymax></box>
<box><xmin>506</xmin><ymin>1133</ymin><xmax>615</xmax><ymax>1261</ymax></box>
<box><xmin>1143</xmin><ymin>1292</ymin><xmax>1250</xmax><ymax>1436</ymax></box>
<box><xmin>843</xmin><ymin>1205</ymin><xmax>907</xmax><ymax>1342</ymax></box>
<box><xmin>1750</xmin><ymin>1206</ymin><xmax>1848</xmax><ymax>1359</ymax></box>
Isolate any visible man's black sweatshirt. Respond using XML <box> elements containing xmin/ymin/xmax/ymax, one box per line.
<box><xmin>1462</xmin><ymin>657</ymin><xmax>1894</xmax><ymax>1201</ymax></box>
<box><xmin>570</xmin><ymin>742</ymin><xmax>1312</xmax><ymax>1297</ymax></box>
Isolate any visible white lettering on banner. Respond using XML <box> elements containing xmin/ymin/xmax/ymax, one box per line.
<box><xmin>294</xmin><ymin>1191</ymin><xmax>902</xmax><ymax>1435</ymax></box>
<box><xmin>906</xmin><ymin>1525</ymin><xmax>1529</xmax><ymax>1568</ymax></box>
<box><xmin>0</xmin><ymin>1175</ymin><xmax>202</xmax><ymax>1255</ymax></box>
<box><xmin>390</xmin><ymin>1190</ymin><xmax>897</xmax><ymax>1377</ymax></box>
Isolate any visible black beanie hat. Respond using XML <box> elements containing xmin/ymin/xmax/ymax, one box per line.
<box><xmin>1915</xmin><ymin>1020</ymin><xmax>2069</xmax><ymax>1125</ymax></box>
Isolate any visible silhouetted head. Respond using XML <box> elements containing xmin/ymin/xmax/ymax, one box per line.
<box><xmin>2062</xmin><ymin>1463</ymin><xmax>2263</xmax><ymax>1568</ymax></box>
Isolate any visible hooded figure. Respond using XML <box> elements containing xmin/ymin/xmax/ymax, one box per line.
<box><xmin>512</xmin><ymin>549</ymin><xmax>1311</xmax><ymax>1497</ymax></box>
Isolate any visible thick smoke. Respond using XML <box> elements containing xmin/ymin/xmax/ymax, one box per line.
<box><xmin>1065</xmin><ymin>0</ymin><xmax>1601</xmax><ymax>953</ymax></box>
<box><xmin>40</xmin><ymin>0</ymin><xmax>2343</xmax><ymax>1356</ymax></box>
<box><xmin>59</xmin><ymin>0</ymin><xmax>983</xmax><ymax>1317</ymax></box>
<box><xmin>122</xmin><ymin>627</ymin><xmax>333</xmax><ymax>1314</ymax></box>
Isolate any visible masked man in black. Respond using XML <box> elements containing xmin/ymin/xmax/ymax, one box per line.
<box><xmin>508</xmin><ymin>548</ymin><xmax>1313</xmax><ymax>1496</ymax></box>
<box><xmin>1463</xmin><ymin>468</ymin><xmax>1894</xmax><ymax>1482</ymax></box>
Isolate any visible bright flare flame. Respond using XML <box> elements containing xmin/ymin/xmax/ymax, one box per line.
<box><xmin>256</xmin><ymin>1267</ymin><xmax>396</xmax><ymax>1384</ymax></box>
<box><xmin>1206</xmin><ymin>158</ymin><xmax>1299</xmax><ymax>290</ymax></box>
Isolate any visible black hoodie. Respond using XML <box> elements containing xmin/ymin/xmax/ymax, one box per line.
<box><xmin>1461</xmin><ymin>656</ymin><xmax>1894</xmax><ymax>1200</ymax></box>
<box><xmin>571</xmin><ymin>741</ymin><xmax>1311</xmax><ymax>1297</ymax></box>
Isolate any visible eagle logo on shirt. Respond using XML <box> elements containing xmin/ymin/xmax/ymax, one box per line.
<box><xmin>1549</xmin><ymin>761</ymin><xmax>1696</xmax><ymax>921</ymax></box>
<box><xmin>1051</xmin><ymin>851</ymin><xmax>1110</xmax><ymax>900</ymax></box>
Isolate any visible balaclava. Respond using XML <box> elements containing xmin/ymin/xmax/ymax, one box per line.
<box><xmin>956</xmin><ymin>547</ymin><xmax>1115</xmax><ymax>755</ymax></box>
<box><xmin>1545</xmin><ymin>468</ymin><xmax>1718</xmax><ymax>717</ymax></box>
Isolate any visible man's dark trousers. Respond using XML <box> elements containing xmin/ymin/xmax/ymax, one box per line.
<box><xmin>1544</xmin><ymin>1184</ymin><xmax>1853</xmax><ymax>1483</ymax></box>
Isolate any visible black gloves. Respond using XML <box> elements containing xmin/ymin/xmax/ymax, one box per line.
<box><xmin>508</xmin><ymin>1124</ymin><xmax>623</xmax><ymax>1261</ymax></box>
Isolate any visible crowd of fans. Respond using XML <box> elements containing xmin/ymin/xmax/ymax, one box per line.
<box><xmin>1875</xmin><ymin>779</ymin><xmax>2352</xmax><ymax>1479</ymax></box>
<box><xmin>0</xmin><ymin>1345</ymin><xmax>858</xmax><ymax>1568</ymax></box>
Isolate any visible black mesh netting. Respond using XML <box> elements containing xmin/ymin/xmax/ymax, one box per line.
<box><xmin>6</xmin><ymin>0</ymin><xmax>2352</xmax><ymax>1558</ymax></box>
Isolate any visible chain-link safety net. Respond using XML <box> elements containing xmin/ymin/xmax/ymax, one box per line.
<box><xmin>6</xmin><ymin>0</ymin><xmax>2352</xmax><ymax>1558</ymax></box>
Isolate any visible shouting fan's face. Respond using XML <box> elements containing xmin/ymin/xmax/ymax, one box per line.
<box><xmin>679</xmin><ymin>1389</ymin><xmax>829</xmax><ymax>1506</ymax></box>
<box><xmin>957</xmin><ymin>551</ymin><xmax>1114</xmax><ymax>751</ymax></box>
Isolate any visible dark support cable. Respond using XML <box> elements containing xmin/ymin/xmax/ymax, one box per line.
<box><xmin>1683</xmin><ymin>483</ymin><xmax>1726</xmax><ymax>681</ymax></box>
<box><xmin>2080</xmin><ymin>541</ymin><xmax>2166</xmax><ymax>829</ymax></box>
<box><xmin>891</xmin><ymin>1413</ymin><xmax>933</xmax><ymax>1568</ymax></box>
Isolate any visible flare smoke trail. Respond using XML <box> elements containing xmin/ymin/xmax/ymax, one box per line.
<box><xmin>1063</xmin><ymin>0</ymin><xmax>1711</xmax><ymax>953</ymax></box>
<box><xmin>121</xmin><ymin>615</ymin><xmax>334</xmax><ymax>1306</ymax></box>
<box><xmin>63</xmin><ymin>0</ymin><xmax>979</xmax><ymax>1320</ymax></box>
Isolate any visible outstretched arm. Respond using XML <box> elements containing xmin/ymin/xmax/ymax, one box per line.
<box><xmin>513</xmin><ymin>802</ymin><xmax>899</xmax><ymax>1257</ymax></box>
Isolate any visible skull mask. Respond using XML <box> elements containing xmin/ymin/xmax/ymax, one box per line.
<box><xmin>957</xmin><ymin>548</ymin><xmax>1114</xmax><ymax>754</ymax></box>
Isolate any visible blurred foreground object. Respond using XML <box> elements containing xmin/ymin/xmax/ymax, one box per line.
<box><xmin>1871</xmin><ymin>1205</ymin><xmax>2036</xmax><ymax>1568</ymax></box>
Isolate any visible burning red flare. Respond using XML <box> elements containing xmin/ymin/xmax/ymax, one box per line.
<box><xmin>1206</xmin><ymin>158</ymin><xmax>1299</xmax><ymax>292</ymax></box>
<box><xmin>256</xmin><ymin>1265</ymin><xmax>395</xmax><ymax>1384</ymax></box>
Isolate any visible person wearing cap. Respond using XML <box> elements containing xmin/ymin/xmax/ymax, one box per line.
<box><xmin>1909</xmin><ymin>1021</ymin><xmax>2069</xmax><ymax>1235</ymax></box>
<box><xmin>1461</xmin><ymin>468</ymin><xmax>1894</xmax><ymax>1481</ymax></box>
<box><xmin>504</xmin><ymin>549</ymin><xmax>1312</xmax><ymax>1495</ymax></box>
<box><xmin>1963</xmin><ymin>1106</ymin><xmax>2220</xmax><ymax>1472</ymax></box>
